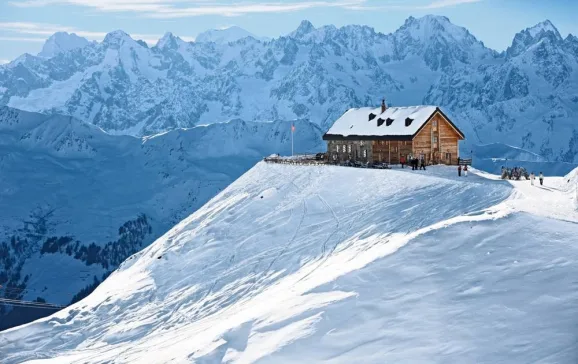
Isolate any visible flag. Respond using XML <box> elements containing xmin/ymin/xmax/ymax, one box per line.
<box><xmin>291</xmin><ymin>124</ymin><xmax>295</xmax><ymax>132</ymax></box>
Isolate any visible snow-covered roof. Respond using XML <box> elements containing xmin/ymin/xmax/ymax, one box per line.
<box><xmin>324</xmin><ymin>105</ymin><xmax>461</xmax><ymax>140</ymax></box>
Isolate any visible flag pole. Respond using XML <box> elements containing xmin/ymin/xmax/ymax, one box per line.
<box><xmin>291</xmin><ymin>122</ymin><xmax>294</xmax><ymax>156</ymax></box>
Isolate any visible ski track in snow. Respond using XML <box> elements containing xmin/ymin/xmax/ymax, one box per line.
<box><xmin>2</xmin><ymin>163</ymin><xmax>578</xmax><ymax>363</ymax></box>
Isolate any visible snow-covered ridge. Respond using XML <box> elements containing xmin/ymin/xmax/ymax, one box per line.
<box><xmin>525</xmin><ymin>20</ymin><xmax>561</xmax><ymax>39</ymax></box>
<box><xmin>195</xmin><ymin>26</ymin><xmax>268</xmax><ymax>44</ymax></box>
<box><xmin>38</xmin><ymin>32</ymin><xmax>92</xmax><ymax>58</ymax></box>
<box><xmin>0</xmin><ymin>106</ymin><xmax>324</xmax><ymax>331</ymax></box>
<box><xmin>2</xmin><ymin>163</ymin><xmax>578</xmax><ymax>363</ymax></box>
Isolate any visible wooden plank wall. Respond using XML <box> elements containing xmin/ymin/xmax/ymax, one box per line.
<box><xmin>372</xmin><ymin>141</ymin><xmax>412</xmax><ymax>164</ymax></box>
<box><xmin>437</xmin><ymin>114</ymin><xmax>460</xmax><ymax>165</ymax></box>
<box><xmin>413</xmin><ymin>121</ymin><xmax>433</xmax><ymax>162</ymax></box>
<box><xmin>413</xmin><ymin>112</ymin><xmax>461</xmax><ymax>165</ymax></box>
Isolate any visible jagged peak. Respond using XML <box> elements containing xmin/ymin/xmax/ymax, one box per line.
<box><xmin>103</xmin><ymin>30</ymin><xmax>134</xmax><ymax>46</ymax></box>
<box><xmin>507</xmin><ymin>20</ymin><xmax>563</xmax><ymax>58</ymax></box>
<box><xmin>289</xmin><ymin>20</ymin><xmax>316</xmax><ymax>39</ymax></box>
<box><xmin>156</xmin><ymin>32</ymin><xmax>185</xmax><ymax>49</ymax></box>
<box><xmin>195</xmin><ymin>26</ymin><xmax>267</xmax><ymax>44</ymax></box>
<box><xmin>524</xmin><ymin>20</ymin><xmax>561</xmax><ymax>39</ymax></box>
<box><xmin>399</xmin><ymin>14</ymin><xmax>471</xmax><ymax>39</ymax></box>
<box><xmin>405</xmin><ymin>14</ymin><xmax>451</xmax><ymax>26</ymax></box>
<box><xmin>38</xmin><ymin>31</ymin><xmax>90</xmax><ymax>58</ymax></box>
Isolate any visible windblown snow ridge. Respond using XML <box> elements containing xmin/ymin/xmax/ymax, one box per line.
<box><xmin>1</xmin><ymin>163</ymin><xmax>528</xmax><ymax>363</ymax></box>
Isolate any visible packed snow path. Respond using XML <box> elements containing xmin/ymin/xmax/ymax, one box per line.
<box><xmin>1</xmin><ymin>163</ymin><xmax>578</xmax><ymax>363</ymax></box>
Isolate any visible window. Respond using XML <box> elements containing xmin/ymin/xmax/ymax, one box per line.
<box><xmin>348</xmin><ymin>144</ymin><xmax>352</xmax><ymax>153</ymax></box>
<box><xmin>363</xmin><ymin>150</ymin><xmax>367</xmax><ymax>158</ymax></box>
<box><xmin>445</xmin><ymin>153</ymin><xmax>451</xmax><ymax>160</ymax></box>
<box><xmin>433</xmin><ymin>136</ymin><xmax>438</xmax><ymax>143</ymax></box>
<box><xmin>342</xmin><ymin>145</ymin><xmax>346</xmax><ymax>153</ymax></box>
<box><xmin>433</xmin><ymin>120</ymin><xmax>438</xmax><ymax>127</ymax></box>
<box><xmin>335</xmin><ymin>145</ymin><xmax>339</xmax><ymax>152</ymax></box>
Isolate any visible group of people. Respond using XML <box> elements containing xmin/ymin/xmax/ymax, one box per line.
<box><xmin>501</xmin><ymin>166</ymin><xmax>528</xmax><ymax>180</ymax></box>
<box><xmin>400</xmin><ymin>155</ymin><xmax>427</xmax><ymax>171</ymax></box>
<box><xmin>501</xmin><ymin>166</ymin><xmax>544</xmax><ymax>186</ymax></box>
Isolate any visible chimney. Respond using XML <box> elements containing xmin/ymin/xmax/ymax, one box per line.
<box><xmin>381</xmin><ymin>98</ymin><xmax>387</xmax><ymax>113</ymax></box>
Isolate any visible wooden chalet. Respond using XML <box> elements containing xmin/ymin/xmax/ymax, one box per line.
<box><xmin>322</xmin><ymin>100</ymin><xmax>465</xmax><ymax>165</ymax></box>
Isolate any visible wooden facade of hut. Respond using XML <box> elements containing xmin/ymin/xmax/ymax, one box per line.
<box><xmin>322</xmin><ymin>101</ymin><xmax>465</xmax><ymax>165</ymax></box>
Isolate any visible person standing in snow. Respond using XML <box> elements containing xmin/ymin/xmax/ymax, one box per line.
<box><xmin>539</xmin><ymin>172</ymin><xmax>544</xmax><ymax>186</ymax></box>
<box><xmin>400</xmin><ymin>155</ymin><xmax>406</xmax><ymax>169</ymax></box>
<box><xmin>530</xmin><ymin>172</ymin><xmax>535</xmax><ymax>186</ymax></box>
<box><xmin>420</xmin><ymin>157</ymin><xmax>426</xmax><ymax>170</ymax></box>
<box><xmin>464</xmin><ymin>165</ymin><xmax>469</xmax><ymax>177</ymax></box>
<box><xmin>458</xmin><ymin>165</ymin><xmax>462</xmax><ymax>177</ymax></box>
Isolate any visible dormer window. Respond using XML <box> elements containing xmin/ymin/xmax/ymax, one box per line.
<box><xmin>386</xmin><ymin>118</ymin><xmax>394</xmax><ymax>126</ymax></box>
<box><xmin>368</xmin><ymin>113</ymin><xmax>377</xmax><ymax>121</ymax></box>
<box><xmin>377</xmin><ymin>118</ymin><xmax>385</xmax><ymax>127</ymax></box>
<box><xmin>405</xmin><ymin>118</ymin><xmax>414</xmax><ymax>127</ymax></box>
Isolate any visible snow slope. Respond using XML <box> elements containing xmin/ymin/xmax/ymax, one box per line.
<box><xmin>0</xmin><ymin>106</ymin><xmax>324</xmax><ymax>331</ymax></box>
<box><xmin>2</xmin><ymin>163</ymin><xmax>577</xmax><ymax>363</ymax></box>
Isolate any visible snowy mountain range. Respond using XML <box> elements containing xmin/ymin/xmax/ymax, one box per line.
<box><xmin>1</xmin><ymin>15</ymin><xmax>577</xmax><ymax>161</ymax></box>
<box><xmin>0</xmin><ymin>106</ymin><xmax>323</xmax><ymax>330</ymax></box>
<box><xmin>2</xmin><ymin>162</ymin><xmax>577</xmax><ymax>363</ymax></box>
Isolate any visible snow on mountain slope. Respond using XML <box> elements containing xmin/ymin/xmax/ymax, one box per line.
<box><xmin>2</xmin><ymin>163</ymin><xmax>577</xmax><ymax>363</ymax></box>
<box><xmin>425</xmin><ymin>19</ymin><xmax>578</xmax><ymax>162</ymax></box>
<box><xmin>0</xmin><ymin>106</ymin><xmax>324</xmax><ymax>331</ymax></box>
<box><xmin>0</xmin><ymin>15</ymin><xmax>490</xmax><ymax>135</ymax></box>
<box><xmin>38</xmin><ymin>32</ymin><xmax>92</xmax><ymax>59</ymax></box>
<box><xmin>195</xmin><ymin>26</ymin><xmax>268</xmax><ymax>44</ymax></box>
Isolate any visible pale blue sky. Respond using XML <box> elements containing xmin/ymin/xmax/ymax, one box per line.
<box><xmin>1</xmin><ymin>0</ymin><xmax>577</xmax><ymax>63</ymax></box>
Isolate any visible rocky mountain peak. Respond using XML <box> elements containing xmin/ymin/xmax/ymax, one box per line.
<box><xmin>507</xmin><ymin>20</ymin><xmax>563</xmax><ymax>58</ymax></box>
<box><xmin>195</xmin><ymin>26</ymin><xmax>266</xmax><ymax>44</ymax></box>
<box><xmin>393</xmin><ymin>14</ymin><xmax>493</xmax><ymax>68</ymax></box>
<box><xmin>290</xmin><ymin>20</ymin><xmax>316</xmax><ymax>39</ymax></box>
<box><xmin>526</xmin><ymin>20</ymin><xmax>561</xmax><ymax>39</ymax></box>
<box><xmin>156</xmin><ymin>32</ymin><xmax>186</xmax><ymax>50</ymax></box>
<box><xmin>38</xmin><ymin>32</ymin><xmax>90</xmax><ymax>58</ymax></box>
<box><xmin>103</xmin><ymin>30</ymin><xmax>134</xmax><ymax>48</ymax></box>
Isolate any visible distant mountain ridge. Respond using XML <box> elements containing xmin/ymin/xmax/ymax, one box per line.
<box><xmin>195</xmin><ymin>26</ymin><xmax>269</xmax><ymax>44</ymax></box>
<box><xmin>0</xmin><ymin>15</ymin><xmax>577</xmax><ymax>161</ymax></box>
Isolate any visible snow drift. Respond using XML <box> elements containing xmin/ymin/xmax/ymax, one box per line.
<box><xmin>2</xmin><ymin>162</ymin><xmax>578</xmax><ymax>363</ymax></box>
